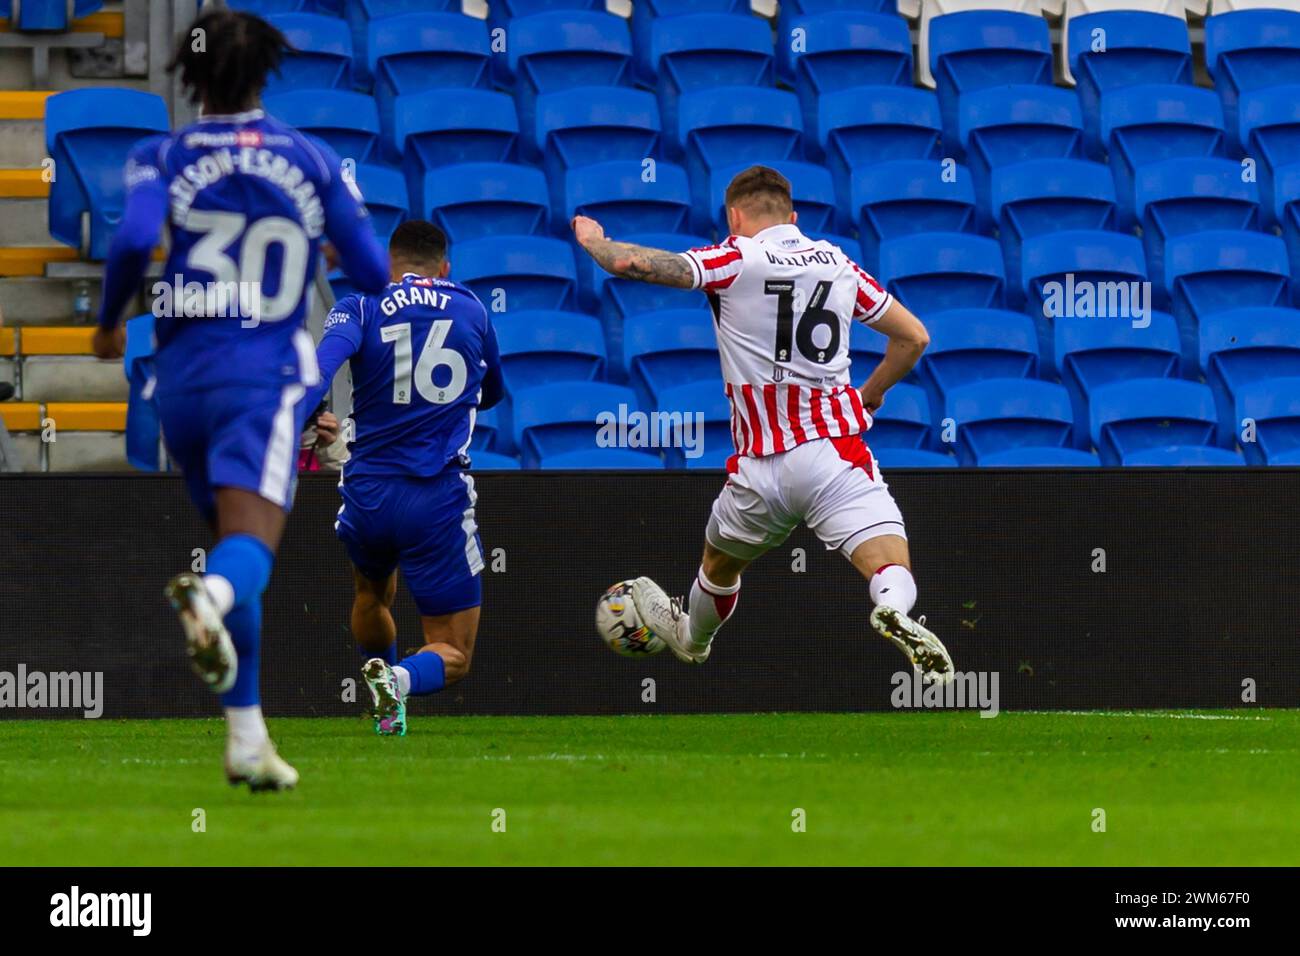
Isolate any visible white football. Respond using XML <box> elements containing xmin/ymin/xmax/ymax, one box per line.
<box><xmin>595</xmin><ymin>580</ymin><xmax>666</xmax><ymax>657</ymax></box>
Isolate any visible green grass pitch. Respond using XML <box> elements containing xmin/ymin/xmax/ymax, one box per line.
<box><xmin>2</xmin><ymin>711</ymin><xmax>1297</xmax><ymax>866</ymax></box>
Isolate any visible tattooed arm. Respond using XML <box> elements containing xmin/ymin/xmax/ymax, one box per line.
<box><xmin>571</xmin><ymin>215</ymin><xmax>696</xmax><ymax>289</ymax></box>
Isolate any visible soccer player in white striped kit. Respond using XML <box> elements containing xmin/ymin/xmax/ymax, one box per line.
<box><xmin>572</xmin><ymin>165</ymin><xmax>954</xmax><ymax>682</ymax></box>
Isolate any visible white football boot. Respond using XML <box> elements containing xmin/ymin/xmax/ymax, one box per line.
<box><xmin>225</xmin><ymin>739</ymin><xmax>299</xmax><ymax>792</ymax></box>
<box><xmin>871</xmin><ymin>605</ymin><xmax>955</xmax><ymax>685</ymax></box>
<box><xmin>165</xmin><ymin>572</ymin><xmax>237</xmax><ymax>694</ymax></box>
<box><xmin>361</xmin><ymin>657</ymin><xmax>407</xmax><ymax>736</ymax></box>
<box><xmin>630</xmin><ymin>576</ymin><xmax>711</xmax><ymax>664</ymax></box>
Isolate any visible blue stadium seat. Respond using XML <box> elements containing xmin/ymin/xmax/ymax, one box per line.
<box><xmin>1239</xmin><ymin>84</ymin><xmax>1300</xmax><ymax>230</ymax></box>
<box><xmin>540</xmin><ymin>448</ymin><xmax>666</xmax><ymax>469</ymax></box>
<box><xmin>1233</xmin><ymin>376</ymin><xmax>1300</xmax><ymax>465</ymax></box>
<box><xmin>265</xmin><ymin>13</ymin><xmax>353</xmax><ymax>96</ymax></box>
<box><xmin>852</xmin><ymin>159</ymin><xmax>976</xmax><ymax>269</ymax></box>
<box><xmin>630</xmin><ymin>0</ymin><xmax>750</xmax><ymax>84</ymax></box>
<box><xmin>565</xmin><ymin>160</ymin><xmax>691</xmax><ymax>237</ymax></box>
<box><xmin>641</xmin><ymin>14</ymin><xmax>774</xmax><ymax>137</ymax></box>
<box><xmin>124</xmin><ymin>312</ymin><xmax>161</xmax><ymax>472</ymax></box>
<box><xmin>342</xmin><ymin>0</ymin><xmax>458</xmax><ymax>86</ymax></box>
<box><xmin>588</xmin><ymin>232</ymin><xmax>711</xmax><ymax>331</ymax></box>
<box><xmin>919</xmin><ymin>308</ymin><xmax>1038</xmax><ymax>402</ymax></box>
<box><xmin>1121</xmin><ymin>445</ymin><xmax>1246</xmax><ymax>466</ymax></box>
<box><xmin>1089</xmin><ymin>378</ymin><xmax>1220</xmax><ymax>466</ymax></box>
<box><xmin>776</xmin><ymin>0</ymin><xmax>899</xmax><ymax>82</ymax></box>
<box><xmin>878</xmin><ymin>233</ymin><xmax>1006</xmax><ymax>314</ymax></box>
<box><xmin>533</xmin><ymin>87</ymin><xmax>661</xmax><ymax>176</ymax></box>
<box><xmin>875</xmin><ymin>447</ymin><xmax>959</xmax><ymax>467</ymax></box>
<box><xmin>495</xmin><ymin>311</ymin><xmax>606</xmax><ymax>393</ymax></box>
<box><xmin>706</xmin><ymin>159</ymin><xmax>836</xmax><ymax>236</ymax></box>
<box><xmin>624</xmin><ymin>308</ymin><xmax>719</xmax><ymax>406</ymax></box>
<box><xmin>1206</xmin><ymin>10</ymin><xmax>1300</xmax><ymax>153</ymax></box>
<box><xmin>958</xmin><ymin>85</ymin><xmax>1085</xmax><ymax>218</ymax></box>
<box><xmin>264</xmin><ymin>90</ymin><xmax>380</xmax><ymax>163</ymax></box>
<box><xmin>351</xmin><ymin>163</ymin><xmax>408</xmax><ymax>243</ymax></box>
<box><xmin>1164</xmin><ymin>230</ymin><xmax>1290</xmax><ymax>363</ymax></box>
<box><xmin>654</xmin><ymin>379</ymin><xmax>732</xmax><ymax>469</ymax></box>
<box><xmin>1068</xmin><ymin>12</ymin><xmax>1193</xmax><ymax>156</ymax></box>
<box><xmin>420</xmin><ymin>162</ymin><xmax>549</xmax><ymax>243</ymax></box>
<box><xmin>1133</xmin><ymin>157</ymin><xmax>1261</xmax><ymax>301</ymax></box>
<box><xmin>1274</xmin><ymin>163</ymin><xmax>1300</xmax><ymax>278</ymax></box>
<box><xmin>1019</xmin><ymin>231</ymin><xmax>1148</xmax><ymax>357</ymax></box>
<box><xmin>5</xmin><ymin>0</ymin><xmax>101</xmax><ymax>31</ymax></box>
<box><xmin>978</xmin><ymin>447</ymin><xmax>1101</xmax><ymax>467</ymax></box>
<box><xmin>224</xmin><ymin>0</ymin><xmax>308</xmax><ymax>11</ymax></box>
<box><xmin>783</xmin><ymin>12</ymin><xmax>912</xmax><ymax>136</ymax></box>
<box><xmin>849</xmin><ymin>318</ymin><xmax>886</xmax><ymax>376</ymax></box>
<box><xmin>470</xmin><ymin>406</ymin><xmax>502</xmax><ymax>452</ymax></box>
<box><xmin>455</xmin><ymin>236</ymin><xmax>579</xmax><ymax>313</ymax></box>
<box><xmin>44</xmin><ymin>89</ymin><xmax>169</xmax><ymax>259</ymax></box>
<box><xmin>930</xmin><ymin>11</ymin><xmax>1054</xmax><ymax>147</ymax></box>
<box><xmin>867</xmin><ymin>381</ymin><xmax>934</xmax><ymax>449</ymax></box>
<box><xmin>817</xmin><ymin>86</ymin><xmax>941</xmax><ymax>196</ymax></box>
<box><xmin>511</xmin><ymin>381</ymin><xmax>641</xmax><ymax>468</ymax></box>
<box><xmin>1100</xmin><ymin>84</ymin><xmax>1227</xmax><ymax>228</ymax></box>
<box><xmin>510</xmin><ymin>11</ymin><xmax>633</xmax><ymax>137</ymax></box>
<box><xmin>1200</xmin><ymin>307</ymin><xmax>1300</xmax><ymax>444</ymax></box>
<box><xmin>945</xmin><ymin>378</ymin><xmax>1075</xmax><ymax>466</ymax></box>
<box><xmin>393</xmin><ymin>89</ymin><xmax>519</xmax><ymax>194</ymax></box>
<box><xmin>369</xmin><ymin>14</ymin><xmax>491</xmax><ymax>147</ymax></box>
<box><xmin>1055</xmin><ymin>310</ymin><xmax>1183</xmax><ymax>444</ymax></box>
<box><xmin>675</xmin><ymin>87</ymin><xmax>803</xmax><ymax>202</ymax></box>
<box><xmin>469</xmin><ymin>451</ymin><xmax>522</xmax><ymax>470</ymax></box>
<box><xmin>991</xmin><ymin>158</ymin><xmax>1116</xmax><ymax>289</ymax></box>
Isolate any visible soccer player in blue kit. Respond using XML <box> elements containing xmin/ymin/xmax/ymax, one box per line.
<box><xmin>303</xmin><ymin>221</ymin><xmax>502</xmax><ymax>737</ymax></box>
<box><xmin>91</xmin><ymin>10</ymin><xmax>390</xmax><ymax>789</ymax></box>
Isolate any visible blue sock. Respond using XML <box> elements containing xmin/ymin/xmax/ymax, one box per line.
<box><xmin>359</xmin><ymin>642</ymin><xmax>398</xmax><ymax>666</ymax></box>
<box><xmin>220</xmin><ymin>598</ymin><xmax>261</xmax><ymax>708</ymax></box>
<box><xmin>397</xmin><ymin>651</ymin><xmax>445</xmax><ymax>696</ymax></box>
<box><xmin>205</xmin><ymin>533</ymin><xmax>273</xmax><ymax>611</ymax></box>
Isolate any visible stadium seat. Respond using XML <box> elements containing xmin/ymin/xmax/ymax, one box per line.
<box><xmin>1089</xmin><ymin>378</ymin><xmax>1221</xmax><ymax>466</ymax></box>
<box><xmin>123</xmin><ymin>313</ymin><xmax>162</xmax><ymax>472</ymax></box>
<box><xmin>990</xmin><ymin>158</ymin><xmax>1117</xmax><ymax>288</ymax></box>
<box><xmin>342</xmin><ymin>0</ymin><xmax>459</xmax><ymax>86</ymax></box>
<box><xmin>532</xmin><ymin>87</ymin><xmax>661</xmax><ymax>176</ymax></box>
<box><xmin>264</xmin><ymin>90</ymin><xmax>380</xmax><ymax>163</ymax></box>
<box><xmin>945</xmin><ymin>378</ymin><xmax>1075</xmax><ymax>465</ymax></box>
<box><xmin>978</xmin><ymin>446</ymin><xmax>1102</xmax><ymax>466</ymax></box>
<box><xmin>369</xmin><ymin>14</ymin><xmax>491</xmax><ymax>145</ymax></box>
<box><xmin>455</xmin><ymin>236</ymin><xmax>579</xmax><ymax>313</ymax></box>
<box><xmin>265</xmin><ymin>13</ymin><xmax>354</xmax><ymax>96</ymax></box>
<box><xmin>1238</xmin><ymin>84</ymin><xmax>1300</xmax><ymax>230</ymax></box>
<box><xmin>43</xmin><ymin>89</ymin><xmax>169</xmax><ymax>260</ymax></box>
<box><xmin>641</xmin><ymin>13</ymin><xmax>774</xmax><ymax>137</ymax></box>
<box><xmin>1133</xmin><ymin>157</ymin><xmax>1261</xmax><ymax>300</ymax></box>
<box><xmin>1068</xmin><ymin>11</ymin><xmax>1193</xmax><ymax>155</ymax></box>
<box><xmin>1055</xmin><ymin>310</ymin><xmax>1183</xmax><ymax>443</ymax></box>
<box><xmin>393</xmin><ymin>89</ymin><xmax>519</xmax><ymax>195</ymax></box>
<box><xmin>929</xmin><ymin>11</ymin><xmax>1054</xmax><ymax>147</ymax></box>
<box><xmin>469</xmin><ymin>450</ymin><xmax>522</xmax><ymax>470</ymax></box>
<box><xmin>510</xmin><ymin>11</ymin><xmax>633</xmax><ymax>137</ymax></box>
<box><xmin>654</xmin><ymin>379</ymin><xmax>733</xmax><ymax>469</ymax></box>
<box><xmin>1200</xmin><ymin>306</ymin><xmax>1300</xmax><ymax>443</ymax></box>
<box><xmin>1120</xmin><ymin>445</ymin><xmax>1247</xmax><ymax>466</ymax></box>
<box><xmin>1054</xmin><ymin>0</ymin><xmax>1202</xmax><ymax>85</ymax></box>
<box><xmin>1163</xmin><ymin>231</ymin><xmax>1290</xmax><ymax>365</ymax></box>
<box><xmin>848</xmin><ymin>318</ymin><xmax>887</xmax><ymax>377</ymax></box>
<box><xmin>470</xmin><ymin>406</ymin><xmax>502</xmax><ymax>452</ymax></box>
<box><xmin>511</xmin><ymin>381</ymin><xmax>642</xmax><ymax>468</ymax></box>
<box><xmin>866</xmin><ymin>381</ymin><xmax>934</xmax><ymax>449</ymax></box>
<box><xmin>878</xmin><ymin>233</ymin><xmax>1007</xmax><ymax>314</ymax></box>
<box><xmin>1206</xmin><ymin>10</ymin><xmax>1300</xmax><ymax>152</ymax></box>
<box><xmin>705</xmin><ymin>159</ymin><xmax>836</xmax><ymax>237</ymax></box>
<box><xmin>539</xmin><ymin>448</ymin><xmax>666</xmax><ymax>469</ymax></box>
<box><xmin>1274</xmin><ymin>163</ymin><xmax>1300</xmax><ymax>277</ymax></box>
<box><xmin>875</xmin><ymin>447</ymin><xmax>960</xmax><ymax>467</ymax></box>
<box><xmin>816</xmin><ymin>86</ymin><xmax>942</xmax><ymax>196</ymax></box>
<box><xmin>624</xmin><ymin>308</ymin><xmax>720</xmax><ymax>406</ymax></box>
<box><xmin>851</xmin><ymin>159</ymin><xmax>977</xmax><ymax>270</ymax></box>
<box><xmin>674</xmin><ymin>87</ymin><xmax>803</xmax><ymax>206</ymax></box>
<box><xmin>420</xmin><ymin>162</ymin><xmax>549</xmax><ymax>244</ymax></box>
<box><xmin>1100</xmin><ymin>85</ymin><xmax>1227</xmax><ymax>227</ymax></box>
<box><xmin>564</xmin><ymin>160</ymin><xmax>692</xmax><ymax>237</ymax></box>
<box><xmin>919</xmin><ymin>309</ymin><xmax>1039</xmax><ymax>402</ymax></box>
<box><xmin>896</xmin><ymin>0</ymin><xmax>1047</xmax><ymax>89</ymax></box>
<box><xmin>588</xmin><ymin>231</ymin><xmax>711</xmax><ymax>330</ymax></box>
<box><xmin>631</xmin><ymin>0</ymin><xmax>752</xmax><ymax>84</ymax></box>
<box><xmin>495</xmin><ymin>311</ymin><xmax>607</xmax><ymax>393</ymax></box>
<box><xmin>350</xmin><ymin>163</ymin><xmax>408</xmax><ymax>243</ymax></box>
<box><xmin>1233</xmin><ymin>375</ymin><xmax>1300</xmax><ymax>464</ymax></box>
<box><xmin>4</xmin><ymin>0</ymin><xmax>102</xmax><ymax>31</ymax></box>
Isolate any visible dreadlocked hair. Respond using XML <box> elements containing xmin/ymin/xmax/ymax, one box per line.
<box><xmin>167</xmin><ymin>10</ymin><xmax>290</xmax><ymax>115</ymax></box>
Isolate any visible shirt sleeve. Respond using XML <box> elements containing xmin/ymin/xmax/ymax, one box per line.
<box><xmin>97</xmin><ymin>137</ymin><xmax>169</xmax><ymax>330</ymax></box>
<box><xmin>848</xmin><ymin>258</ymin><xmax>893</xmax><ymax>324</ymax></box>
<box><xmin>679</xmin><ymin>237</ymin><xmax>745</xmax><ymax>292</ymax></box>
<box><xmin>303</xmin><ymin>295</ymin><xmax>365</xmax><ymax>411</ymax></box>
<box><xmin>312</xmin><ymin>140</ymin><xmax>390</xmax><ymax>295</ymax></box>
<box><xmin>478</xmin><ymin>309</ymin><xmax>504</xmax><ymax>412</ymax></box>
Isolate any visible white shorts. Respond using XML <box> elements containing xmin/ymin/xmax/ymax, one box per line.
<box><xmin>706</xmin><ymin>436</ymin><xmax>907</xmax><ymax>561</ymax></box>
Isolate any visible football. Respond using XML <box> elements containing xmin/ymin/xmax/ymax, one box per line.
<box><xmin>595</xmin><ymin>580</ymin><xmax>665</xmax><ymax>657</ymax></box>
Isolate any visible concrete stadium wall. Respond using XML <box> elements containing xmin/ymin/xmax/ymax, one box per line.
<box><xmin>1</xmin><ymin>470</ymin><xmax>1299</xmax><ymax>719</ymax></box>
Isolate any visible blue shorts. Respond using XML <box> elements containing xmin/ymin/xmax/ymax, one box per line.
<box><xmin>336</xmin><ymin>470</ymin><xmax>484</xmax><ymax>617</ymax></box>
<box><xmin>158</xmin><ymin>383</ymin><xmax>310</xmax><ymax>522</ymax></box>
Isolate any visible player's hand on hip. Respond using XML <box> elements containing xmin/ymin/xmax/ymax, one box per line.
<box><xmin>860</xmin><ymin>384</ymin><xmax>886</xmax><ymax>414</ymax></box>
<box><xmin>92</xmin><ymin>326</ymin><xmax>125</xmax><ymax>360</ymax></box>
<box><xmin>314</xmin><ymin>410</ymin><xmax>340</xmax><ymax>449</ymax></box>
<box><xmin>571</xmin><ymin>215</ymin><xmax>606</xmax><ymax>248</ymax></box>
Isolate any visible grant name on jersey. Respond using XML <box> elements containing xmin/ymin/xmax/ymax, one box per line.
<box><xmin>381</xmin><ymin>282</ymin><xmax>453</xmax><ymax>316</ymax></box>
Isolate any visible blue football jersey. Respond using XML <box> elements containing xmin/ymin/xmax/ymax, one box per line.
<box><xmin>317</xmin><ymin>274</ymin><xmax>502</xmax><ymax>478</ymax></box>
<box><xmin>104</xmin><ymin>109</ymin><xmax>388</xmax><ymax>396</ymax></box>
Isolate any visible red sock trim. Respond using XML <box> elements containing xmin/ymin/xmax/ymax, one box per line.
<box><xmin>873</xmin><ymin>563</ymin><xmax>900</xmax><ymax>577</ymax></box>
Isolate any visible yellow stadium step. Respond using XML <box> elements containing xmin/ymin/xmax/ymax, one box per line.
<box><xmin>0</xmin><ymin>402</ymin><xmax>41</xmax><ymax>430</ymax></box>
<box><xmin>0</xmin><ymin>246</ymin><xmax>80</xmax><ymax>276</ymax></box>
<box><xmin>0</xmin><ymin>327</ymin><xmax>15</xmax><ymax>356</ymax></box>
<box><xmin>20</xmin><ymin>326</ymin><xmax>94</xmax><ymax>355</ymax></box>
<box><xmin>45</xmin><ymin>401</ymin><xmax>126</xmax><ymax>431</ymax></box>
<box><xmin>0</xmin><ymin>11</ymin><xmax>121</xmax><ymax>38</ymax></box>
<box><xmin>0</xmin><ymin>169</ymin><xmax>49</xmax><ymax>199</ymax></box>
<box><xmin>0</xmin><ymin>91</ymin><xmax>53</xmax><ymax>121</ymax></box>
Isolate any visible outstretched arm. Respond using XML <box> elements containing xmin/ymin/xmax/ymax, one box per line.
<box><xmin>571</xmin><ymin>215</ymin><xmax>695</xmax><ymax>289</ymax></box>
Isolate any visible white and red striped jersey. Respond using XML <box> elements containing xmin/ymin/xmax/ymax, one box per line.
<box><xmin>678</xmin><ymin>223</ymin><xmax>893</xmax><ymax>463</ymax></box>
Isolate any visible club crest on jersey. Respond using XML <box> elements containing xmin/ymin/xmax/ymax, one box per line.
<box><xmin>771</xmin><ymin>365</ymin><xmax>787</xmax><ymax>382</ymax></box>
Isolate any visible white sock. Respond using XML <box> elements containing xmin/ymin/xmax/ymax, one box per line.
<box><xmin>225</xmin><ymin>705</ymin><xmax>268</xmax><ymax>756</ymax></box>
<box><xmin>393</xmin><ymin>665</ymin><xmax>412</xmax><ymax>698</ymax></box>
<box><xmin>870</xmin><ymin>564</ymin><xmax>917</xmax><ymax>615</ymax></box>
<box><xmin>688</xmin><ymin>568</ymin><xmax>740</xmax><ymax>646</ymax></box>
<box><xmin>203</xmin><ymin>574</ymin><xmax>235</xmax><ymax>617</ymax></box>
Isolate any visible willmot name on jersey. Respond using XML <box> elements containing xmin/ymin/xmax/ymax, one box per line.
<box><xmin>166</xmin><ymin>147</ymin><xmax>325</xmax><ymax>237</ymax></box>
<box><xmin>764</xmin><ymin>248</ymin><xmax>838</xmax><ymax>268</ymax></box>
